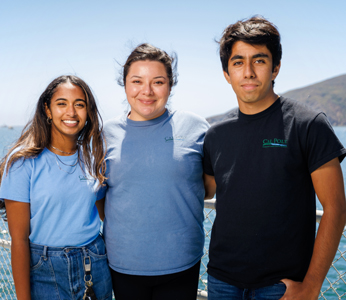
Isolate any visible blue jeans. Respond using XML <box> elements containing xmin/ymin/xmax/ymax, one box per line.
<box><xmin>30</xmin><ymin>234</ymin><xmax>112</xmax><ymax>300</ymax></box>
<box><xmin>208</xmin><ymin>274</ymin><xmax>286</xmax><ymax>300</ymax></box>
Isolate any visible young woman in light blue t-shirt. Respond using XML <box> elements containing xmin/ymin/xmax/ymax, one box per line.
<box><xmin>0</xmin><ymin>75</ymin><xmax>112</xmax><ymax>300</ymax></box>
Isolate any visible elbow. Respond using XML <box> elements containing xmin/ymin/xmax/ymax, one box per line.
<box><xmin>322</xmin><ymin>196</ymin><xmax>346</xmax><ymax>229</ymax></box>
<box><xmin>332</xmin><ymin>196</ymin><xmax>346</xmax><ymax>228</ymax></box>
<box><xmin>8</xmin><ymin>230</ymin><xmax>30</xmax><ymax>244</ymax></box>
<box><xmin>204</xmin><ymin>187</ymin><xmax>216</xmax><ymax>200</ymax></box>
<box><xmin>204</xmin><ymin>191</ymin><xmax>215</xmax><ymax>200</ymax></box>
<box><xmin>341</xmin><ymin>199</ymin><xmax>346</xmax><ymax>227</ymax></box>
<box><xmin>98</xmin><ymin>209</ymin><xmax>105</xmax><ymax>222</ymax></box>
<box><xmin>10</xmin><ymin>236</ymin><xmax>30</xmax><ymax>248</ymax></box>
<box><xmin>337</xmin><ymin>194</ymin><xmax>346</xmax><ymax>225</ymax></box>
<box><xmin>204</xmin><ymin>194</ymin><xmax>211</xmax><ymax>200</ymax></box>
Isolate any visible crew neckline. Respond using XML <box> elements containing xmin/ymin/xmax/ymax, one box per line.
<box><xmin>125</xmin><ymin>110</ymin><xmax>170</xmax><ymax>127</ymax></box>
<box><xmin>238</xmin><ymin>97</ymin><xmax>282</xmax><ymax>121</ymax></box>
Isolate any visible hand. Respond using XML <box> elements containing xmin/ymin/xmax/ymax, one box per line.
<box><xmin>279</xmin><ymin>279</ymin><xmax>319</xmax><ymax>300</ymax></box>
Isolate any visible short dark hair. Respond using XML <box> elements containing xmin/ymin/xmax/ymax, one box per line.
<box><xmin>119</xmin><ymin>43</ymin><xmax>178</xmax><ymax>88</ymax></box>
<box><xmin>219</xmin><ymin>16</ymin><xmax>282</xmax><ymax>79</ymax></box>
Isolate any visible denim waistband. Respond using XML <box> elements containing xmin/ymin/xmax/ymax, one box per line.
<box><xmin>30</xmin><ymin>234</ymin><xmax>102</xmax><ymax>256</ymax></box>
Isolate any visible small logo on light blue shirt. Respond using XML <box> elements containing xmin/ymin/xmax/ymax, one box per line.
<box><xmin>165</xmin><ymin>136</ymin><xmax>185</xmax><ymax>142</ymax></box>
<box><xmin>79</xmin><ymin>175</ymin><xmax>94</xmax><ymax>182</ymax></box>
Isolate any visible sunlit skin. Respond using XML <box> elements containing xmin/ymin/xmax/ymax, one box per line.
<box><xmin>223</xmin><ymin>41</ymin><xmax>281</xmax><ymax>115</ymax></box>
<box><xmin>125</xmin><ymin>60</ymin><xmax>171</xmax><ymax>121</ymax></box>
<box><xmin>45</xmin><ymin>82</ymin><xmax>87</xmax><ymax>154</ymax></box>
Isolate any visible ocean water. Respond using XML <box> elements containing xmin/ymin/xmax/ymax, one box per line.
<box><xmin>0</xmin><ymin>126</ymin><xmax>346</xmax><ymax>298</ymax></box>
<box><xmin>0</xmin><ymin>126</ymin><xmax>23</xmax><ymax>157</ymax></box>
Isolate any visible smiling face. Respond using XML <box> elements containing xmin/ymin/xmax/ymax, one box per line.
<box><xmin>45</xmin><ymin>82</ymin><xmax>87</xmax><ymax>144</ymax></box>
<box><xmin>223</xmin><ymin>41</ymin><xmax>280</xmax><ymax>115</ymax></box>
<box><xmin>125</xmin><ymin>60</ymin><xmax>171</xmax><ymax>121</ymax></box>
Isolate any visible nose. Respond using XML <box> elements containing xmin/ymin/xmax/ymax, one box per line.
<box><xmin>141</xmin><ymin>82</ymin><xmax>153</xmax><ymax>96</ymax></box>
<box><xmin>244</xmin><ymin>62</ymin><xmax>256</xmax><ymax>79</ymax></box>
<box><xmin>66</xmin><ymin>104</ymin><xmax>77</xmax><ymax>117</ymax></box>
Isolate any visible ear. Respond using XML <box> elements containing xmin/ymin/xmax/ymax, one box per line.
<box><xmin>45</xmin><ymin>103</ymin><xmax>52</xmax><ymax>119</ymax></box>
<box><xmin>223</xmin><ymin>70</ymin><xmax>232</xmax><ymax>84</ymax></box>
<box><xmin>272</xmin><ymin>61</ymin><xmax>281</xmax><ymax>81</ymax></box>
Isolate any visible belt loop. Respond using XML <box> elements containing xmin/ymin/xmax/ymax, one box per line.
<box><xmin>42</xmin><ymin>246</ymin><xmax>48</xmax><ymax>260</ymax></box>
<box><xmin>82</xmin><ymin>247</ymin><xmax>88</xmax><ymax>257</ymax></box>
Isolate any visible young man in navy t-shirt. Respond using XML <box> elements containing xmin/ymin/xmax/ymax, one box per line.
<box><xmin>203</xmin><ymin>16</ymin><xmax>346</xmax><ymax>300</ymax></box>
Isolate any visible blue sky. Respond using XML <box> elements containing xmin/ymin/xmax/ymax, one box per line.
<box><xmin>1</xmin><ymin>0</ymin><xmax>345</xmax><ymax>125</ymax></box>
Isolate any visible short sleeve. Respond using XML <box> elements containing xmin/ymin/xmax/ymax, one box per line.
<box><xmin>203</xmin><ymin>130</ymin><xmax>215</xmax><ymax>176</ymax></box>
<box><xmin>0</xmin><ymin>158</ymin><xmax>32</xmax><ymax>203</ymax></box>
<box><xmin>195</xmin><ymin>118</ymin><xmax>210</xmax><ymax>156</ymax></box>
<box><xmin>306</xmin><ymin>113</ymin><xmax>346</xmax><ymax>173</ymax></box>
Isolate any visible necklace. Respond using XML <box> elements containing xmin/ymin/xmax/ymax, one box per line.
<box><xmin>50</xmin><ymin>145</ymin><xmax>77</xmax><ymax>155</ymax></box>
<box><xmin>54</xmin><ymin>153</ymin><xmax>79</xmax><ymax>174</ymax></box>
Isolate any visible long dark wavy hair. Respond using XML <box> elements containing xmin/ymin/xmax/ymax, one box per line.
<box><xmin>0</xmin><ymin>75</ymin><xmax>106</xmax><ymax>216</ymax></box>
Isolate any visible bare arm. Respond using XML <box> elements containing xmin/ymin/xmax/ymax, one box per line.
<box><xmin>96</xmin><ymin>197</ymin><xmax>105</xmax><ymax>221</ymax></box>
<box><xmin>280</xmin><ymin>158</ymin><xmax>346</xmax><ymax>300</ymax></box>
<box><xmin>203</xmin><ymin>173</ymin><xmax>216</xmax><ymax>200</ymax></box>
<box><xmin>5</xmin><ymin>200</ymin><xmax>31</xmax><ymax>300</ymax></box>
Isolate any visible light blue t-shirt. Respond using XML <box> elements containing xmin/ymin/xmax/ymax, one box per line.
<box><xmin>0</xmin><ymin>148</ymin><xmax>101</xmax><ymax>247</ymax></box>
<box><xmin>99</xmin><ymin>110</ymin><xmax>210</xmax><ymax>275</ymax></box>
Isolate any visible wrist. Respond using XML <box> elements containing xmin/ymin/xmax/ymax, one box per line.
<box><xmin>302</xmin><ymin>276</ymin><xmax>322</xmax><ymax>298</ymax></box>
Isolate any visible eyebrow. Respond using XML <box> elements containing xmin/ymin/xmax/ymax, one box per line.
<box><xmin>130</xmin><ymin>75</ymin><xmax>167</xmax><ymax>79</ymax></box>
<box><xmin>230</xmin><ymin>53</ymin><xmax>269</xmax><ymax>61</ymax></box>
<box><xmin>54</xmin><ymin>98</ymin><xmax>86</xmax><ymax>103</ymax></box>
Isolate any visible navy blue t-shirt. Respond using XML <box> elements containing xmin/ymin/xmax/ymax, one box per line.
<box><xmin>203</xmin><ymin>97</ymin><xmax>346</xmax><ymax>289</ymax></box>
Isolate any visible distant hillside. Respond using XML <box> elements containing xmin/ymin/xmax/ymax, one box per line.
<box><xmin>207</xmin><ymin>74</ymin><xmax>346</xmax><ymax>126</ymax></box>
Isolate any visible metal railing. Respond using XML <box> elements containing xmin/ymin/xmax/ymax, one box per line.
<box><xmin>0</xmin><ymin>221</ymin><xmax>15</xmax><ymax>299</ymax></box>
<box><xmin>1</xmin><ymin>200</ymin><xmax>346</xmax><ymax>299</ymax></box>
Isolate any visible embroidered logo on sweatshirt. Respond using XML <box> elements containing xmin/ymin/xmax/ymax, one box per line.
<box><xmin>263</xmin><ymin>138</ymin><xmax>287</xmax><ymax>148</ymax></box>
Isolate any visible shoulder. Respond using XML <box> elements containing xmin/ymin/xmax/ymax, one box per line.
<box><xmin>5</xmin><ymin>147</ymin><xmax>38</xmax><ymax>170</ymax></box>
<box><xmin>103</xmin><ymin>114</ymin><xmax>127</xmax><ymax>139</ymax></box>
<box><xmin>171</xmin><ymin>110</ymin><xmax>209</xmax><ymax>124</ymax></box>
<box><xmin>2</xmin><ymin>147</ymin><xmax>45</xmax><ymax>179</ymax></box>
<box><xmin>104</xmin><ymin>114</ymin><xmax>125</xmax><ymax>130</ymax></box>
<box><xmin>280</xmin><ymin>96</ymin><xmax>322</xmax><ymax>122</ymax></box>
<box><xmin>170</xmin><ymin>110</ymin><xmax>210</xmax><ymax>130</ymax></box>
<box><xmin>206</xmin><ymin>108</ymin><xmax>239</xmax><ymax>137</ymax></box>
